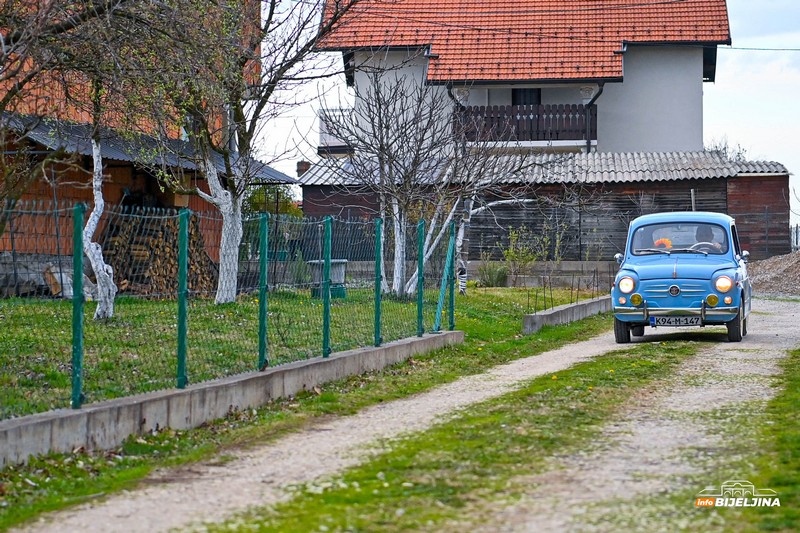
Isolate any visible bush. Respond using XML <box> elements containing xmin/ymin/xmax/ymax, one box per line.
<box><xmin>477</xmin><ymin>252</ymin><xmax>508</xmax><ymax>288</ymax></box>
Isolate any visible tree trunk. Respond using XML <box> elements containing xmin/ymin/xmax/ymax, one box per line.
<box><xmin>455</xmin><ymin>196</ymin><xmax>474</xmax><ymax>276</ymax></box>
<box><xmin>379</xmin><ymin>196</ymin><xmax>390</xmax><ymax>293</ymax></box>
<box><xmin>391</xmin><ymin>199</ymin><xmax>406</xmax><ymax>296</ymax></box>
<box><xmin>214</xmin><ymin>200</ymin><xmax>243</xmax><ymax>304</ymax></box>
<box><xmin>404</xmin><ymin>200</ymin><xmax>458</xmax><ymax>295</ymax></box>
<box><xmin>84</xmin><ymin>138</ymin><xmax>117</xmax><ymax>319</ymax></box>
<box><xmin>197</xmin><ymin>155</ymin><xmax>244</xmax><ymax>304</ymax></box>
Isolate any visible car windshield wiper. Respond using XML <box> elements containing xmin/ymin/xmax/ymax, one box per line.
<box><xmin>636</xmin><ymin>248</ymin><xmax>671</xmax><ymax>255</ymax></box>
<box><xmin>669</xmin><ymin>248</ymin><xmax>709</xmax><ymax>255</ymax></box>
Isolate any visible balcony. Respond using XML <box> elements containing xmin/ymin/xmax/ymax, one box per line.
<box><xmin>460</xmin><ymin>104</ymin><xmax>597</xmax><ymax>144</ymax></box>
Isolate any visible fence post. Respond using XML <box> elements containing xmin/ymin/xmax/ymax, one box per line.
<box><xmin>71</xmin><ymin>203</ymin><xmax>85</xmax><ymax>409</ymax></box>
<box><xmin>176</xmin><ymin>209</ymin><xmax>189</xmax><ymax>389</ymax></box>
<box><xmin>448</xmin><ymin>221</ymin><xmax>456</xmax><ymax>331</ymax></box>
<box><xmin>258</xmin><ymin>213</ymin><xmax>269</xmax><ymax>369</ymax></box>
<box><xmin>374</xmin><ymin>217</ymin><xmax>382</xmax><ymax>347</ymax></box>
<box><xmin>322</xmin><ymin>216</ymin><xmax>332</xmax><ymax>357</ymax></box>
<box><xmin>434</xmin><ymin>221</ymin><xmax>456</xmax><ymax>332</ymax></box>
<box><xmin>417</xmin><ymin>219</ymin><xmax>425</xmax><ymax>337</ymax></box>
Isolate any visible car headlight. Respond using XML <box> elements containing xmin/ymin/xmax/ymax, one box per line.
<box><xmin>618</xmin><ymin>276</ymin><xmax>635</xmax><ymax>294</ymax></box>
<box><xmin>715</xmin><ymin>275</ymin><xmax>734</xmax><ymax>293</ymax></box>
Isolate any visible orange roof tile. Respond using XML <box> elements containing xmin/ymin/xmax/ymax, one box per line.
<box><xmin>320</xmin><ymin>0</ymin><xmax>731</xmax><ymax>82</ymax></box>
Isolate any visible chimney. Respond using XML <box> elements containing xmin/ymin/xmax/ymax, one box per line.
<box><xmin>296</xmin><ymin>160</ymin><xmax>311</xmax><ymax>177</ymax></box>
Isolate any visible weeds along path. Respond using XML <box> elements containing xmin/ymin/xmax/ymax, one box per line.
<box><xmin>18</xmin><ymin>326</ymin><xmax>623</xmax><ymax>532</ymax></box>
<box><xmin>469</xmin><ymin>297</ymin><xmax>800</xmax><ymax>532</ymax></box>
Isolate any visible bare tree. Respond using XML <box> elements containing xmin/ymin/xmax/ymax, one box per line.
<box><xmin>318</xmin><ymin>70</ymin><xmax>535</xmax><ymax>296</ymax></box>
<box><xmin>12</xmin><ymin>0</ymin><xmax>191</xmax><ymax>317</ymax></box>
<box><xmin>144</xmin><ymin>0</ymin><xmax>361</xmax><ymax>304</ymax></box>
<box><xmin>0</xmin><ymin>0</ymin><xmax>136</xmax><ymax>206</ymax></box>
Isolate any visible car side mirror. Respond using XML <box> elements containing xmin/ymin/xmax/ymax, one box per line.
<box><xmin>614</xmin><ymin>252</ymin><xmax>623</xmax><ymax>264</ymax></box>
<box><xmin>740</xmin><ymin>250</ymin><xmax>750</xmax><ymax>263</ymax></box>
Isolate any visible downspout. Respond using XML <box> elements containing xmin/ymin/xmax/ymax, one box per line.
<box><xmin>585</xmin><ymin>83</ymin><xmax>604</xmax><ymax>153</ymax></box>
<box><xmin>446</xmin><ymin>84</ymin><xmax>466</xmax><ymax>111</ymax></box>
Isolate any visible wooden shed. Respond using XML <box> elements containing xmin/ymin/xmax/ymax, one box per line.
<box><xmin>300</xmin><ymin>151</ymin><xmax>790</xmax><ymax>261</ymax></box>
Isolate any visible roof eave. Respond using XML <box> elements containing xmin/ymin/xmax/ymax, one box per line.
<box><xmin>427</xmin><ymin>76</ymin><xmax>622</xmax><ymax>86</ymax></box>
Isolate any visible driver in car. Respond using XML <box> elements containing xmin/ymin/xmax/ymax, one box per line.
<box><xmin>695</xmin><ymin>225</ymin><xmax>722</xmax><ymax>251</ymax></box>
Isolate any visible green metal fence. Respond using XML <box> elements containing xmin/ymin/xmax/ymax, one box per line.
<box><xmin>0</xmin><ymin>202</ymin><xmax>456</xmax><ymax>419</ymax></box>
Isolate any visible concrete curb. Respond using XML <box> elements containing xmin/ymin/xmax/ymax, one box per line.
<box><xmin>523</xmin><ymin>295</ymin><xmax>611</xmax><ymax>335</ymax></box>
<box><xmin>0</xmin><ymin>331</ymin><xmax>464</xmax><ymax>467</ymax></box>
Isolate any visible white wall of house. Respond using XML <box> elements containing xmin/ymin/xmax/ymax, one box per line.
<box><xmin>598</xmin><ymin>45</ymin><xmax>705</xmax><ymax>152</ymax></box>
<box><xmin>463</xmin><ymin>86</ymin><xmax>590</xmax><ymax>107</ymax></box>
<box><xmin>333</xmin><ymin>45</ymin><xmax>706</xmax><ymax>154</ymax></box>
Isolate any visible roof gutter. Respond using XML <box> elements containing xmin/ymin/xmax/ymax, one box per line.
<box><xmin>585</xmin><ymin>83</ymin><xmax>604</xmax><ymax>153</ymax></box>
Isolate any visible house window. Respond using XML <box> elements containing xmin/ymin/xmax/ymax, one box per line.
<box><xmin>512</xmin><ymin>88</ymin><xmax>541</xmax><ymax>106</ymax></box>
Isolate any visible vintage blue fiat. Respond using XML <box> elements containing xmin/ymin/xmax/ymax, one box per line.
<box><xmin>611</xmin><ymin>211</ymin><xmax>752</xmax><ymax>343</ymax></box>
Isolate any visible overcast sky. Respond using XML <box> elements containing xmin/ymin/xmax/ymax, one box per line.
<box><xmin>263</xmin><ymin>0</ymin><xmax>800</xmax><ymax>222</ymax></box>
<box><xmin>704</xmin><ymin>0</ymin><xmax>800</xmax><ymax>223</ymax></box>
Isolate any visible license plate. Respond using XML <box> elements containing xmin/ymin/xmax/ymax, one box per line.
<box><xmin>650</xmin><ymin>316</ymin><xmax>701</xmax><ymax>326</ymax></box>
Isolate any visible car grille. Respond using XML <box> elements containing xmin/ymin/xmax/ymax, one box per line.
<box><xmin>641</xmin><ymin>281</ymin><xmax>707</xmax><ymax>306</ymax></box>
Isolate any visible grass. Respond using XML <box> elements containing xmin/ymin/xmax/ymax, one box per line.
<box><xmin>743</xmin><ymin>348</ymin><xmax>800</xmax><ymax>531</ymax></box>
<box><xmin>0</xmin><ymin>286</ymin><xmax>596</xmax><ymax>419</ymax></box>
<box><xmin>213</xmin><ymin>342</ymin><xmax>697</xmax><ymax>531</ymax></box>
<box><xmin>0</xmin><ymin>286</ymin><xmax>608</xmax><ymax>529</ymax></box>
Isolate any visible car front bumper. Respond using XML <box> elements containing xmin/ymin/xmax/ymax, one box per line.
<box><xmin>613</xmin><ymin>300</ymin><xmax>738</xmax><ymax>323</ymax></box>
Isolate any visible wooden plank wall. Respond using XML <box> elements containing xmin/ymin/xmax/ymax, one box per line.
<box><xmin>726</xmin><ymin>175</ymin><xmax>791</xmax><ymax>258</ymax></box>
<box><xmin>470</xmin><ymin>179</ymin><xmax>730</xmax><ymax>261</ymax></box>
<box><xmin>304</xmin><ymin>176</ymin><xmax>791</xmax><ymax>262</ymax></box>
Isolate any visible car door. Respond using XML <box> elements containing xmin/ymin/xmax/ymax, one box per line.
<box><xmin>730</xmin><ymin>223</ymin><xmax>752</xmax><ymax>316</ymax></box>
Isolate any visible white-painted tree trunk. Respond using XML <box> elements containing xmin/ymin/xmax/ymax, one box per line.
<box><xmin>455</xmin><ymin>196</ymin><xmax>475</xmax><ymax>274</ymax></box>
<box><xmin>83</xmin><ymin>139</ymin><xmax>117</xmax><ymax>319</ymax></box>
<box><xmin>379</xmin><ymin>195</ymin><xmax>390</xmax><ymax>293</ymax></box>
<box><xmin>391</xmin><ymin>198</ymin><xmax>407</xmax><ymax>296</ymax></box>
<box><xmin>404</xmin><ymin>200</ymin><xmax>459</xmax><ymax>295</ymax></box>
<box><xmin>197</xmin><ymin>156</ymin><xmax>244</xmax><ymax>304</ymax></box>
<box><xmin>215</xmin><ymin>203</ymin><xmax>243</xmax><ymax>304</ymax></box>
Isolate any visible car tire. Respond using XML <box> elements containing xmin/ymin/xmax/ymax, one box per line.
<box><xmin>614</xmin><ymin>317</ymin><xmax>631</xmax><ymax>344</ymax></box>
<box><xmin>727</xmin><ymin>301</ymin><xmax>744</xmax><ymax>342</ymax></box>
<box><xmin>631</xmin><ymin>325</ymin><xmax>645</xmax><ymax>337</ymax></box>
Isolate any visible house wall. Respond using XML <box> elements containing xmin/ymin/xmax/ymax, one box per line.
<box><xmin>599</xmin><ymin>45</ymin><xmax>704</xmax><ymax>152</ymax></box>
<box><xmin>2</xmin><ymin>159</ymin><xmax>220</xmax><ymax>260</ymax></box>
<box><xmin>302</xmin><ymin>186</ymin><xmax>379</xmax><ymax>219</ymax></box>
<box><xmin>302</xmin><ymin>177</ymin><xmax>789</xmax><ymax>263</ymax></box>
<box><xmin>726</xmin><ymin>174</ymin><xmax>791</xmax><ymax>258</ymax></box>
<box><xmin>466</xmin><ymin>85</ymin><xmax>586</xmax><ymax>107</ymax></box>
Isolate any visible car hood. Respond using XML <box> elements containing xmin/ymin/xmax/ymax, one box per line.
<box><xmin>623</xmin><ymin>255</ymin><xmax>736</xmax><ymax>281</ymax></box>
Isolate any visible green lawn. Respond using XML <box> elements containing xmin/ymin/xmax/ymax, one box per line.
<box><xmin>0</xmin><ymin>286</ymin><xmax>608</xmax><ymax>529</ymax></box>
<box><xmin>0</xmin><ymin>286</ymin><xmax>597</xmax><ymax>419</ymax></box>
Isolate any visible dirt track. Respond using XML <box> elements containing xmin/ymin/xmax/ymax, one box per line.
<box><xmin>17</xmin><ymin>298</ymin><xmax>800</xmax><ymax>532</ymax></box>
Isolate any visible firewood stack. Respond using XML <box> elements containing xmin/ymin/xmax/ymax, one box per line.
<box><xmin>102</xmin><ymin>213</ymin><xmax>218</xmax><ymax>297</ymax></box>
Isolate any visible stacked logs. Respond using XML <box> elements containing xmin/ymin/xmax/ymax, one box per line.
<box><xmin>102</xmin><ymin>212</ymin><xmax>218</xmax><ymax>297</ymax></box>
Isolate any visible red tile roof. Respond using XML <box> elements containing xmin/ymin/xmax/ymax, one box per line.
<box><xmin>319</xmin><ymin>0</ymin><xmax>731</xmax><ymax>83</ymax></box>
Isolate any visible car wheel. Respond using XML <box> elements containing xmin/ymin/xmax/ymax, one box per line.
<box><xmin>631</xmin><ymin>325</ymin><xmax>645</xmax><ymax>337</ymax></box>
<box><xmin>743</xmin><ymin>316</ymin><xmax>748</xmax><ymax>337</ymax></box>
<box><xmin>614</xmin><ymin>317</ymin><xmax>631</xmax><ymax>344</ymax></box>
<box><xmin>727</xmin><ymin>301</ymin><xmax>744</xmax><ymax>342</ymax></box>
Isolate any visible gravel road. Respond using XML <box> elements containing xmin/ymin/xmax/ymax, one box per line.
<box><xmin>17</xmin><ymin>297</ymin><xmax>800</xmax><ymax>533</ymax></box>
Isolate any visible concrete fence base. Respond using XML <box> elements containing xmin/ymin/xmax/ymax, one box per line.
<box><xmin>523</xmin><ymin>296</ymin><xmax>611</xmax><ymax>335</ymax></box>
<box><xmin>0</xmin><ymin>331</ymin><xmax>464</xmax><ymax>467</ymax></box>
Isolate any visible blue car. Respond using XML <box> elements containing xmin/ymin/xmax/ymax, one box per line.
<box><xmin>611</xmin><ymin>211</ymin><xmax>752</xmax><ymax>343</ymax></box>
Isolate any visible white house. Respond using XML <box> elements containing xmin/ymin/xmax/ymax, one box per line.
<box><xmin>303</xmin><ymin>0</ymin><xmax>790</xmax><ymax>262</ymax></box>
<box><xmin>315</xmin><ymin>0</ymin><xmax>731</xmax><ymax>155</ymax></box>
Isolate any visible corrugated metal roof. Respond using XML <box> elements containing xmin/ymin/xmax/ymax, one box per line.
<box><xmin>300</xmin><ymin>151</ymin><xmax>788</xmax><ymax>186</ymax></box>
<box><xmin>319</xmin><ymin>0</ymin><xmax>730</xmax><ymax>83</ymax></box>
<box><xmin>6</xmin><ymin>114</ymin><xmax>295</xmax><ymax>184</ymax></box>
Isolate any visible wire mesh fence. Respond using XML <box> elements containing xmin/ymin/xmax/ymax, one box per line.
<box><xmin>0</xmin><ymin>201</ymin><xmax>458</xmax><ymax>420</ymax></box>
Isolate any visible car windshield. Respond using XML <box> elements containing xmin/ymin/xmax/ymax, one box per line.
<box><xmin>630</xmin><ymin>222</ymin><xmax>728</xmax><ymax>255</ymax></box>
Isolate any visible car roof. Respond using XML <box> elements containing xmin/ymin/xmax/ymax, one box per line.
<box><xmin>630</xmin><ymin>211</ymin><xmax>734</xmax><ymax>228</ymax></box>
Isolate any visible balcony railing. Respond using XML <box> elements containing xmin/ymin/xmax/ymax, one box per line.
<box><xmin>460</xmin><ymin>104</ymin><xmax>597</xmax><ymax>143</ymax></box>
